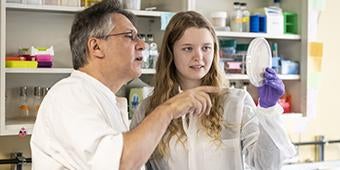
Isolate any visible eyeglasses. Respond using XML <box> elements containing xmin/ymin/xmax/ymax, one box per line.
<box><xmin>103</xmin><ymin>30</ymin><xmax>141</xmax><ymax>41</ymax></box>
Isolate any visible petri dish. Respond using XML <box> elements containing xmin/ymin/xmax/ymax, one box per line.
<box><xmin>246</xmin><ymin>38</ymin><xmax>272</xmax><ymax>87</ymax></box>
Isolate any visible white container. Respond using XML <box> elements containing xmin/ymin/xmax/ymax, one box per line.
<box><xmin>210</xmin><ymin>11</ymin><xmax>227</xmax><ymax>27</ymax></box>
<box><xmin>123</xmin><ymin>0</ymin><xmax>141</xmax><ymax>10</ymax></box>
<box><xmin>264</xmin><ymin>7</ymin><xmax>284</xmax><ymax>35</ymax></box>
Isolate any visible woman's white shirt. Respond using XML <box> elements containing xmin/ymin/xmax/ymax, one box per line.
<box><xmin>130</xmin><ymin>88</ymin><xmax>296</xmax><ymax>170</ymax></box>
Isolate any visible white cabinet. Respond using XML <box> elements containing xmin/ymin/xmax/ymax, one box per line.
<box><xmin>0</xmin><ymin>1</ymin><xmax>177</xmax><ymax>135</ymax></box>
<box><xmin>0</xmin><ymin>0</ymin><xmax>313</xmax><ymax>135</ymax></box>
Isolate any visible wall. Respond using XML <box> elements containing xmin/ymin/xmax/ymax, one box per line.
<box><xmin>292</xmin><ymin>0</ymin><xmax>340</xmax><ymax>162</ymax></box>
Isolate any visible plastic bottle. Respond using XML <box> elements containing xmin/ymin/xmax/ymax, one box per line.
<box><xmin>230</xmin><ymin>2</ymin><xmax>243</xmax><ymax>32</ymax></box>
<box><xmin>271</xmin><ymin>42</ymin><xmax>281</xmax><ymax>73</ymax></box>
<box><xmin>240</xmin><ymin>3</ymin><xmax>250</xmax><ymax>32</ymax></box>
<box><xmin>147</xmin><ymin>34</ymin><xmax>159</xmax><ymax>69</ymax></box>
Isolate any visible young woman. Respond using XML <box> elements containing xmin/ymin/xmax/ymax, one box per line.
<box><xmin>130</xmin><ymin>11</ymin><xmax>296</xmax><ymax>170</ymax></box>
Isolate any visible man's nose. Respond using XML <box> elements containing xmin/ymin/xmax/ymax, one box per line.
<box><xmin>136</xmin><ymin>39</ymin><xmax>145</xmax><ymax>51</ymax></box>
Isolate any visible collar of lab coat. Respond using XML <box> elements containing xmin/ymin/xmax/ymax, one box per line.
<box><xmin>71</xmin><ymin>70</ymin><xmax>117</xmax><ymax>104</ymax></box>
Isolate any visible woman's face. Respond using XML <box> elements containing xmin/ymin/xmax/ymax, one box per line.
<box><xmin>173</xmin><ymin>27</ymin><xmax>214</xmax><ymax>88</ymax></box>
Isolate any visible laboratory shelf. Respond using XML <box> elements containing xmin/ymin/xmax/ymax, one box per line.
<box><xmin>6</xmin><ymin>3</ymin><xmax>171</xmax><ymax>17</ymax></box>
<box><xmin>5</xmin><ymin>122</ymin><xmax>33</xmax><ymax>136</ymax></box>
<box><xmin>216</xmin><ymin>31</ymin><xmax>301</xmax><ymax>40</ymax></box>
<box><xmin>226</xmin><ymin>74</ymin><xmax>300</xmax><ymax>80</ymax></box>
<box><xmin>5</xmin><ymin>68</ymin><xmax>156</xmax><ymax>74</ymax></box>
<box><xmin>6</xmin><ymin>68</ymin><xmax>73</xmax><ymax>74</ymax></box>
<box><xmin>6</xmin><ymin>2</ymin><xmax>84</xmax><ymax>13</ymax></box>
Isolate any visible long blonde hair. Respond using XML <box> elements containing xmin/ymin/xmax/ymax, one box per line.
<box><xmin>145</xmin><ymin>11</ymin><xmax>228</xmax><ymax>158</ymax></box>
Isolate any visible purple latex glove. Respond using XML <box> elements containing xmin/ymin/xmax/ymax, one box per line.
<box><xmin>257</xmin><ymin>67</ymin><xmax>285</xmax><ymax>108</ymax></box>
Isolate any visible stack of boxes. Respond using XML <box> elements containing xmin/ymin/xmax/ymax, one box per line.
<box><xmin>5</xmin><ymin>46</ymin><xmax>54</xmax><ymax>68</ymax></box>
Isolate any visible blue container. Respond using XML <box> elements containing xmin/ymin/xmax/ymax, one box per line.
<box><xmin>250</xmin><ymin>15</ymin><xmax>260</xmax><ymax>32</ymax></box>
<box><xmin>259</xmin><ymin>15</ymin><xmax>267</xmax><ymax>33</ymax></box>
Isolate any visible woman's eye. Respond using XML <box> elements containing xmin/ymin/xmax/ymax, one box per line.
<box><xmin>182</xmin><ymin>47</ymin><xmax>192</xmax><ymax>51</ymax></box>
<box><xmin>202</xmin><ymin>46</ymin><xmax>212</xmax><ymax>51</ymax></box>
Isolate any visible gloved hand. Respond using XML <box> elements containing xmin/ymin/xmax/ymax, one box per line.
<box><xmin>257</xmin><ymin>67</ymin><xmax>285</xmax><ymax>108</ymax></box>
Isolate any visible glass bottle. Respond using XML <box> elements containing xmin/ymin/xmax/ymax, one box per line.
<box><xmin>18</xmin><ymin>86</ymin><xmax>30</xmax><ymax>119</ymax></box>
<box><xmin>240</xmin><ymin>2</ymin><xmax>250</xmax><ymax>32</ymax></box>
<box><xmin>230</xmin><ymin>82</ymin><xmax>236</xmax><ymax>88</ymax></box>
<box><xmin>147</xmin><ymin>34</ymin><xmax>159</xmax><ymax>68</ymax></box>
<box><xmin>140</xmin><ymin>34</ymin><xmax>150</xmax><ymax>69</ymax></box>
<box><xmin>32</xmin><ymin>86</ymin><xmax>43</xmax><ymax>117</ymax></box>
<box><xmin>41</xmin><ymin>87</ymin><xmax>50</xmax><ymax>97</ymax></box>
<box><xmin>230</xmin><ymin>2</ymin><xmax>243</xmax><ymax>32</ymax></box>
<box><xmin>242</xmin><ymin>82</ymin><xmax>249</xmax><ymax>91</ymax></box>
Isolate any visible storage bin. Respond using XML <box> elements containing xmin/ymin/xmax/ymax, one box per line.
<box><xmin>6</xmin><ymin>61</ymin><xmax>38</xmax><ymax>68</ymax></box>
<box><xmin>284</xmin><ymin>12</ymin><xmax>298</xmax><ymax>34</ymax></box>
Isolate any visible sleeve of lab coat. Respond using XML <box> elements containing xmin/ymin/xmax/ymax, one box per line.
<box><xmin>240</xmin><ymin>92</ymin><xmax>296</xmax><ymax>169</ymax></box>
<box><xmin>49</xmin><ymin>88</ymin><xmax>124</xmax><ymax>169</ymax></box>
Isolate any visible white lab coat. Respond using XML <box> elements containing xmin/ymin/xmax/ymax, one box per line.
<box><xmin>31</xmin><ymin>70</ymin><xmax>130</xmax><ymax>170</ymax></box>
<box><xmin>131</xmin><ymin>88</ymin><xmax>296</xmax><ymax>170</ymax></box>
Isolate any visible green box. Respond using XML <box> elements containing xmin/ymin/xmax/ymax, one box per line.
<box><xmin>284</xmin><ymin>12</ymin><xmax>298</xmax><ymax>34</ymax></box>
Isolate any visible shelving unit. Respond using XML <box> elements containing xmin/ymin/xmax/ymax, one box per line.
<box><xmin>0</xmin><ymin>1</ymin><xmax>174</xmax><ymax>135</ymax></box>
<box><xmin>6</xmin><ymin>2</ymin><xmax>171</xmax><ymax>17</ymax></box>
<box><xmin>0</xmin><ymin>0</ymin><xmax>312</xmax><ymax>135</ymax></box>
<box><xmin>216</xmin><ymin>31</ymin><xmax>301</xmax><ymax>40</ymax></box>
<box><xmin>5</xmin><ymin>68</ymin><xmax>156</xmax><ymax>74</ymax></box>
<box><xmin>226</xmin><ymin>74</ymin><xmax>300</xmax><ymax>81</ymax></box>
<box><xmin>201</xmin><ymin>0</ymin><xmax>308</xmax><ymax>116</ymax></box>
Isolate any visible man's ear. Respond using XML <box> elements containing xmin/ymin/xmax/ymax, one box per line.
<box><xmin>88</xmin><ymin>37</ymin><xmax>105</xmax><ymax>58</ymax></box>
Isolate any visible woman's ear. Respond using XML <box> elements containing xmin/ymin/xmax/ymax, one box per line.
<box><xmin>88</xmin><ymin>37</ymin><xmax>105</xmax><ymax>58</ymax></box>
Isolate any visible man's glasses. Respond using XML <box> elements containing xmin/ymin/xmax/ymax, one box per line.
<box><xmin>103</xmin><ymin>30</ymin><xmax>141</xmax><ymax>41</ymax></box>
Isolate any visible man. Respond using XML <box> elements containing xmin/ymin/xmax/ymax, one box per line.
<box><xmin>30</xmin><ymin>0</ymin><xmax>219</xmax><ymax>169</ymax></box>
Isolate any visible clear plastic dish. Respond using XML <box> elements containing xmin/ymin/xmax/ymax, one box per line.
<box><xmin>246</xmin><ymin>38</ymin><xmax>272</xmax><ymax>87</ymax></box>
